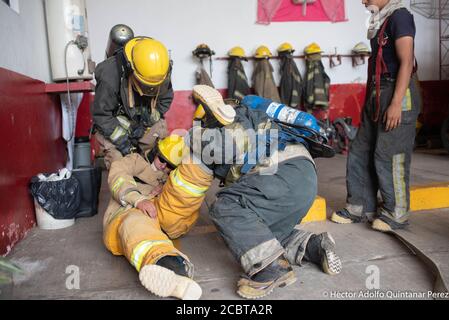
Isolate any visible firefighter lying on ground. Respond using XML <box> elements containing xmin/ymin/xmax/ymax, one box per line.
<box><xmin>102</xmin><ymin>134</ymin><xmax>210</xmax><ymax>300</ymax></box>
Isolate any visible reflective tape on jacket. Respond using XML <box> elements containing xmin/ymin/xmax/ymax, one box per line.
<box><xmin>110</xmin><ymin>126</ymin><xmax>127</xmax><ymax>142</ymax></box>
<box><xmin>170</xmin><ymin>168</ymin><xmax>208</xmax><ymax>197</ymax></box>
<box><xmin>131</xmin><ymin>240</ymin><xmax>172</xmax><ymax>271</ymax></box>
<box><xmin>111</xmin><ymin>177</ymin><xmax>125</xmax><ymax>196</ymax></box>
<box><xmin>116</xmin><ymin>116</ymin><xmax>131</xmax><ymax>130</ymax></box>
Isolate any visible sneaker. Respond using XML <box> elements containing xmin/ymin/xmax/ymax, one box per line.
<box><xmin>306</xmin><ymin>232</ymin><xmax>342</xmax><ymax>276</ymax></box>
<box><xmin>139</xmin><ymin>256</ymin><xmax>202</xmax><ymax>300</ymax></box>
<box><xmin>192</xmin><ymin>85</ymin><xmax>236</xmax><ymax>126</ymax></box>
<box><xmin>331</xmin><ymin>209</ymin><xmax>365</xmax><ymax>224</ymax></box>
<box><xmin>237</xmin><ymin>257</ymin><xmax>297</xmax><ymax>299</ymax></box>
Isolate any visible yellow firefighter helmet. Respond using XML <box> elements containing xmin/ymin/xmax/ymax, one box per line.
<box><xmin>277</xmin><ymin>42</ymin><xmax>295</xmax><ymax>53</ymax></box>
<box><xmin>304</xmin><ymin>42</ymin><xmax>323</xmax><ymax>55</ymax></box>
<box><xmin>124</xmin><ymin>37</ymin><xmax>170</xmax><ymax>86</ymax></box>
<box><xmin>352</xmin><ymin>42</ymin><xmax>371</xmax><ymax>54</ymax></box>
<box><xmin>228</xmin><ymin>46</ymin><xmax>246</xmax><ymax>58</ymax></box>
<box><xmin>157</xmin><ymin>135</ymin><xmax>188</xmax><ymax>168</ymax></box>
<box><xmin>254</xmin><ymin>45</ymin><xmax>272</xmax><ymax>59</ymax></box>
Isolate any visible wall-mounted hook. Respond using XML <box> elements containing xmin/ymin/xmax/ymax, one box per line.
<box><xmin>352</xmin><ymin>54</ymin><xmax>369</xmax><ymax>67</ymax></box>
<box><xmin>329</xmin><ymin>47</ymin><xmax>342</xmax><ymax>68</ymax></box>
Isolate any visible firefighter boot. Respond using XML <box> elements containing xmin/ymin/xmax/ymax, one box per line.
<box><xmin>305</xmin><ymin>232</ymin><xmax>342</xmax><ymax>276</ymax></box>
<box><xmin>237</xmin><ymin>256</ymin><xmax>297</xmax><ymax>299</ymax></box>
<box><xmin>139</xmin><ymin>255</ymin><xmax>202</xmax><ymax>300</ymax></box>
<box><xmin>192</xmin><ymin>85</ymin><xmax>236</xmax><ymax>127</ymax></box>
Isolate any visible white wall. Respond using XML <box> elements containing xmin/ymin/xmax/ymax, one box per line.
<box><xmin>0</xmin><ymin>0</ymin><xmax>437</xmax><ymax>86</ymax></box>
<box><xmin>0</xmin><ymin>0</ymin><xmax>51</xmax><ymax>82</ymax></box>
<box><xmin>85</xmin><ymin>0</ymin><xmax>439</xmax><ymax>90</ymax></box>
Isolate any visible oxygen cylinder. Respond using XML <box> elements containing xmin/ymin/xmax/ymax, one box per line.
<box><xmin>105</xmin><ymin>24</ymin><xmax>134</xmax><ymax>58</ymax></box>
<box><xmin>45</xmin><ymin>0</ymin><xmax>93</xmax><ymax>81</ymax></box>
<box><xmin>241</xmin><ymin>95</ymin><xmax>323</xmax><ymax>134</ymax></box>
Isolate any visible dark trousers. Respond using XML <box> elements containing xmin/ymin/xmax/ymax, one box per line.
<box><xmin>210</xmin><ymin>158</ymin><xmax>317</xmax><ymax>276</ymax></box>
<box><xmin>345</xmin><ymin>76</ymin><xmax>421</xmax><ymax>225</ymax></box>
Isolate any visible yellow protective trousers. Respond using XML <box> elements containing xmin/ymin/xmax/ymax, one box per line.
<box><xmin>103</xmin><ymin>158</ymin><xmax>213</xmax><ymax>273</ymax></box>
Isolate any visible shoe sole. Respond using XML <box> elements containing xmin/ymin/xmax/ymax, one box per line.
<box><xmin>192</xmin><ymin>85</ymin><xmax>235</xmax><ymax>125</ymax></box>
<box><xmin>321</xmin><ymin>233</ymin><xmax>342</xmax><ymax>276</ymax></box>
<box><xmin>139</xmin><ymin>265</ymin><xmax>202</xmax><ymax>300</ymax></box>
<box><xmin>237</xmin><ymin>271</ymin><xmax>297</xmax><ymax>300</ymax></box>
<box><xmin>372</xmin><ymin>219</ymin><xmax>392</xmax><ymax>233</ymax></box>
<box><xmin>330</xmin><ymin>212</ymin><xmax>353</xmax><ymax>224</ymax></box>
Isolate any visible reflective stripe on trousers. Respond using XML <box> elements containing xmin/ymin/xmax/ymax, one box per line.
<box><xmin>131</xmin><ymin>239</ymin><xmax>173</xmax><ymax>271</ymax></box>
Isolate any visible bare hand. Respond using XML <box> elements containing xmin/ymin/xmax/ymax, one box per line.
<box><xmin>383</xmin><ymin>103</ymin><xmax>402</xmax><ymax>131</ymax></box>
<box><xmin>136</xmin><ymin>200</ymin><xmax>157</xmax><ymax>219</ymax></box>
<box><xmin>149</xmin><ymin>184</ymin><xmax>163</xmax><ymax>197</ymax></box>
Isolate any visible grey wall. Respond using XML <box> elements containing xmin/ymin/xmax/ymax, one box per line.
<box><xmin>0</xmin><ymin>0</ymin><xmax>51</xmax><ymax>82</ymax></box>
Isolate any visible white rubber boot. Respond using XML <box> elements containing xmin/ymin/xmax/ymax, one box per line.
<box><xmin>139</xmin><ymin>264</ymin><xmax>202</xmax><ymax>300</ymax></box>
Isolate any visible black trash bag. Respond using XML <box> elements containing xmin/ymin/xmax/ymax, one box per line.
<box><xmin>30</xmin><ymin>169</ymin><xmax>81</xmax><ymax>220</ymax></box>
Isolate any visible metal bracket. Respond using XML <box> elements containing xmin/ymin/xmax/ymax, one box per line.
<box><xmin>329</xmin><ymin>48</ymin><xmax>342</xmax><ymax>68</ymax></box>
<box><xmin>352</xmin><ymin>54</ymin><xmax>369</xmax><ymax>67</ymax></box>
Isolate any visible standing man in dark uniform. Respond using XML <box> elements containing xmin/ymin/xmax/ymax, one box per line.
<box><xmin>92</xmin><ymin>37</ymin><xmax>173</xmax><ymax>169</ymax></box>
<box><xmin>332</xmin><ymin>0</ymin><xmax>421</xmax><ymax>232</ymax></box>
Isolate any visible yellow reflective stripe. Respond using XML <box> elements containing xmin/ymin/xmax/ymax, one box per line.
<box><xmin>170</xmin><ymin>168</ymin><xmax>208</xmax><ymax>197</ymax></box>
<box><xmin>292</xmin><ymin>73</ymin><xmax>302</xmax><ymax>83</ymax></box>
<box><xmin>116</xmin><ymin>116</ymin><xmax>131</xmax><ymax>130</ymax></box>
<box><xmin>131</xmin><ymin>240</ymin><xmax>172</xmax><ymax>271</ymax></box>
<box><xmin>393</xmin><ymin>154</ymin><xmax>407</xmax><ymax>214</ymax></box>
<box><xmin>110</xmin><ymin>126</ymin><xmax>127</xmax><ymax>142</ymax></box>
<box><xmin>111</xmin><ymin>177</ymin><xmax>125</xmax><ymax>196</ymax></box>
<box><xmin>237</xmin><ymin>70</ymin><xmax>247</xmax><ymax>80</ymax></box>
<box><xmin>402</xmin><ymin>89</ymin><xmax>412</xmax><ymax>111</ymax></box>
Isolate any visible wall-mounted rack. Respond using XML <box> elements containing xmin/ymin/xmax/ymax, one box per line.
<box><xmin>216</xmin><ymin>53</ymin><xmax>370</xmax><ymax>69</ymax></box>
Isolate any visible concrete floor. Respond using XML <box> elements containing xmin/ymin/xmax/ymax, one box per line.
<box><xmin>1</xmin><ymin>150</ymin><xmax>449</xmax><ymax>300</ymax></box>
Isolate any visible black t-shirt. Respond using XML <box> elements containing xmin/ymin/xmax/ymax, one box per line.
<box><xmin>371</xmin><ymin>8</ymin><xmax>416</xmax><ymax>78</ymax></box>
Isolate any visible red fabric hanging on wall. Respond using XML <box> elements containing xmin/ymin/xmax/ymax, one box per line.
<box><xmin>257</xmin><ymin>0</ymin><xmax>346</xmax><ymax>24</ymax></box>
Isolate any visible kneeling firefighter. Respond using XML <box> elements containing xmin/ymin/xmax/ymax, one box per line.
<box><xmin>92</xmin><ymin>37</ymin><xmax>173</xmax><ymax>169</ymax></box>
<box><xmin>186</xmin><ymin>85</ymin><xmax>342</xmax><ymax>299</ymax></box>
<box><xmin>103</xmin><ymin>134</ymin><xmax>211</xmax><ymax>300</ymax></box>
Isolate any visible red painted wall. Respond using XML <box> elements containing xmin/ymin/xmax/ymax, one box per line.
<box><xmin>162</xmin><ymin>82</ymin><xmax>447</xmax><ymax>131</ymax></box>
<box><xmin>0</xmin><ymin>68</ymin><xmax>66</xmax><ymax>256</ymax></box>
<box><xmin>164</xmin><ymin>85</ymin><xmax>367</xmax><ymax>132</ymax></box>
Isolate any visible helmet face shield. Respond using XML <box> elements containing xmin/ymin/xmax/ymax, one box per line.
<box><xmin>133</xmin><ymin>76</ymin><xmax>161</xmax><ymax>96</ymax></box>
<box><xmin>131</xmin><ymin>65</ymin><xmax>171</xmax><ymax>97</ymax></box>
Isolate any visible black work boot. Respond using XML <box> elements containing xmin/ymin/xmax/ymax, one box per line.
<box><xmin>305</xmin><ymin>232</ymin><xmax>342</xmax><ymax>276</ymax></box>
<box><xmin>156</xmin><ymin>255</ymin><xmax>189</xmax><ymax>277</ymax></box>
<box><xmin>237</xmin><ymin>256</ymin><xmax>297</xmax><ymax>299</ymax></box>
